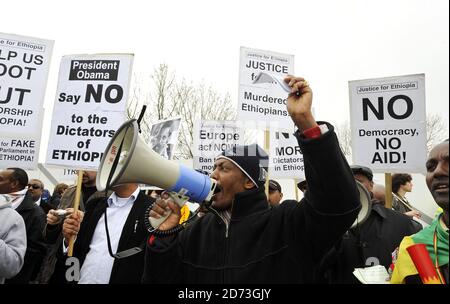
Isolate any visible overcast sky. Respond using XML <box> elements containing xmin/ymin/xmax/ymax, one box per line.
<box><xmin>2</xmin><ymin>0</ymin><xmax>449</xmax><ymax>162</ymax></box>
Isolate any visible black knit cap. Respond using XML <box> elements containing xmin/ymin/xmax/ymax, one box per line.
<box><xmin>216</xmin><ymin>144</ymin><xmax>269</xmax><ymax>188</ymax></box>
<box><xmin>350</xmin><ymin>165</ymin><xmax>373</xmax><ymax>181</ymax></box>
<box><xmin>269</xmin><ymin>180</ymin><xmax>282</xmax><ymax>192</ymax></box>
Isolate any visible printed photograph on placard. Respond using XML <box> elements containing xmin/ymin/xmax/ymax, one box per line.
<box><xmin>149</xmin><ymin>117</ymin><xmax>181</xmax><ymax>160</ymax></box>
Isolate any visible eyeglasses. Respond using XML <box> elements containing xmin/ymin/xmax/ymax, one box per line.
<box><xmin>27</xmin><ymin>184</ymin><xmax>41</xmax><ymax>189</ymax></box>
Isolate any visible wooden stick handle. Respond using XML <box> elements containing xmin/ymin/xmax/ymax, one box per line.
<box><xmin>264</xmin><ymin>130</ymin><xmax>270</xmax><ymax>197</ymax></box>
<box><xmin>67</xmin><ymin>170</ymin><xmax>84</xmax><ymax>257</ymax></box>
<box><xmin>384</xmin><ymin>173</ymin><xmax>393</xmax><ymax>209</ymax></box>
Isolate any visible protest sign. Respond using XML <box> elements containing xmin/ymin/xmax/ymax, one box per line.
<box><xmin>0</xmin><ymin>33</ymin><xmax>53</xmax><ymax>169</ymax></box>
<box><xmin>192</xmin><ymin>120</ymin><xmax>244</xmax><ymax>173</ymax></box>
<box><xmin>238</xmin><ymin>47</ymin><xmax>294</xmax><ymax>129</ymax></box>
<box><xmin>46</xmin><ymin>54</ymin><xmax>133</xmax><ymax>170</ymax></box>
<box><xmin>269</xmin><ymin>129</ymin><xmax>305</xmax><ymax>179</ymax></box>
<box><xmin>349</xmin><ymin>74</ymin><xmax>427</xmax><ymax>173</ymax></box>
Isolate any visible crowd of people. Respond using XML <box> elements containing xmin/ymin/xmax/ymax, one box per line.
<box><xmin>0</xmin><ymin>75</ymin><xmax>448</xmax><ymax>284</ymax></box>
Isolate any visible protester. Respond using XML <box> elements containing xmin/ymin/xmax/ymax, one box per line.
<box><xmin>0</xmin><ymin>194</ymin><xmax>27</xmax><ymax>284</ymax></box>
<box><xmin>0</xmin><ymin>168</ymin><xmax>47</xmax><ymax>284</ymax></box>
<box><xmin>27</xmin><ymin>179</ymin><xmax>52</xmax><ymax>214</ymax></box>
<box><xmin>372</xmin><ymin>183</ymin><xmax>386</xmax><ymax>206</ymax></box>
<box><xmin>392</xmin><ymin>173</ymin><xmax>421</xmax><ymax>219</ymax></box>
<box><xmin>142</xmin><ymin>75</ymin><xmax>361</xmax><ymax>283</ymax></box>
<box><xmin>268</xmin><ymin>179</ymin><xmax>283</xmax><ymax>207</ymax></box>
<box><xmin>317</xmin><ymin>165</ymin><xmax>422</xmax><ymax>283</ymax></box>
<box><xmin>62</xmin><ymin>183</ymin><xmax>153</xmax><ymax>283</ymax></box>
<box><xmin>39</xmin><ymin>170</ymin><xmax>105</xmax><ymax>284</ymax></box>
<box><xmin>27</xmin><ymin>179</ymin><xmax>44</xmax><ymax>207</ymax></box>
<box><xmin>62</xmin><ymin>171</ymin><xmax>99</xmax><ymax>211</ymax></box>
<box><xmin>391</xmin><ymin>140</ymin><xmax>449</xmax><ymax>284</ymax></box>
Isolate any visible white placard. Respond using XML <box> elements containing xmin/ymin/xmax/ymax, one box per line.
<box><xmin>238</xmin><ymin>47</ymin><xmax>294</xmax><ymax>129</ymax></box>
<box><xmin>41</xmin><ymin>165</ymin><xmax>78</xmax><ymax>184</ymax></box>
<box><xmin>46</xmin><ymin>54</ymin><xmax>133</xmax><ymax>170</ymax></box>
<box><xmin>192</xmin><ymin>120</ymin><xmax>244</xmax><ymax>173</ymax></box>
<box><xmin>269</xmin><ymin>129</ymin><xmax>305</xmax><ymax>179</ymax></box>
<box><xmin>0</xmin><ymin>33</ymin><xmax>53</xmax><ymax>169</ymax></box>
<box><xmin>349</xmin><ymin>74</ymin><xmax>427</xmax><ymax>173</ymax></box>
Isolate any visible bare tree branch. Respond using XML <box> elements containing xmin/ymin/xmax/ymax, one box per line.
<box><xmin>127</xmin><ymin>65</ymin><xmax>236</xmax><ymax>159</ymax></box>
<box><xmin>426</xmin><ymin>113</ymin><xmax>448</xmax><ymax>153</ymax></box>
<box><xmin>335</xmin><ymin>120</ymin><xmax>352</xmax><ymax>157</ymax></box>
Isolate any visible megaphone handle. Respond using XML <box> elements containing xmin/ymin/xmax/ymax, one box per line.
<box><xmin>149</xmin><ymin>213</ymin><xmax>171</xmax><ymax>230</ymax></box>
<box><xmin>148</xmin><ymin>191</ymin><xmax>188</xmax><ymax>229</ymax></box>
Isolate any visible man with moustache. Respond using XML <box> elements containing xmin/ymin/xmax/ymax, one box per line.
<box><xmin>391</xmin><ymin>140</ymin><xmax>449</xmax><ymax>284</ymax></box>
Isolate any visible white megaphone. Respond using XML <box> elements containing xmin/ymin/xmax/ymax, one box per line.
<box><xmin>96</xmin><ymin>119</ymin><xmax>218</xmax><ymax>229</ymax></box>
<box><xmin>351</xmin><ymin>180</ymin><xmax>372</xmax><ymax>229</ymax></box>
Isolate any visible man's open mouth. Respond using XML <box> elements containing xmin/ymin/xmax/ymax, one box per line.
<box><xmin>433</xmin><ymin>182</ymin><xmax>449</xmax><ymax>193</ymax></box>
<box><xmin>211</xmin><ymin>184</ymin><xmax>222</xmax><ymax>200</ymax></box>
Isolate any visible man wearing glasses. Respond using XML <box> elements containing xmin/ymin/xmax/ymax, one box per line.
<box><xmin>27</xmin><ymin>179</ymin><xmax>55</xmax><ymax>215</ymax></box>
<box><xmin>27</xmin><ymin>179</ymin><xmax>44</xmax><ymax>206</ymax></box>
<box><xmin>27</xmin><ymin>179</ymin><xmax>47</xmax><ymax>211</ymax></box>
<box><xmin>0</xmin><ymin>168</ymin><xmax>47</xmax><ymax>284</ymax></box>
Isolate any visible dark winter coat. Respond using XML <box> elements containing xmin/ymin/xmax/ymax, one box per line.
<box><xmin>318</xmin><ymin>202</ymin><xmax>422</xmax><ymax>283</ymax></box>
<box><xmin>143</xmin><ymin>122</ymin><xmax>361</xmax><ymax>284</ymax></box>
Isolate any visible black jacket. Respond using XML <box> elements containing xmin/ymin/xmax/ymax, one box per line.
<box><xmin>318</xmin><ymin>202</ymin><xmax>422</xmax><ymax>284</ymax></box>
<box><xmin>5</xmin><ymin>193</ymin><xmax>47</xmax><ymax>284</ymax></box>
<box><xmin>143</xmin><ymin>122</ymin><xmax>361</xmax><ymax>284</ymax></box>
<box><xmin>73</xmin><ymin>191</ymin><xmax>153</xmax><ymax>284</ymax></box>
<box><xmin>40</xmin><ymin>198</ymin><xmax>56</xmax><ymax>215</ymax></box>
<box><xmin>38</xmin><ymin>189</ymin><xmax>111</xmax><ymax>284</ymax></box>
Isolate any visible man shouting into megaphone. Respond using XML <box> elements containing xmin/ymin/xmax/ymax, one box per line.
<box><xmin>143</xmin><ymin>76</ymin><xmax>361</xmax><ymax>284</ymax></box>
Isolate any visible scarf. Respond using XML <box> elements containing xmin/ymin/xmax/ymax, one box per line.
<box><xmin>390</xmin><ymin>213</ymin><xmax>449</xmax><ymax>284</ymax></box>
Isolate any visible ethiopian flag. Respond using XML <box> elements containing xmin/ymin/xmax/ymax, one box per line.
<box><xmin>390</xmin><ymin>213</ymin><xmax>449</xmax><ymax>284</ymax></box>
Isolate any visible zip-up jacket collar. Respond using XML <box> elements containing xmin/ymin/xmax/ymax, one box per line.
<box><xmin>230</xmin><ymin>186</ymin><xmax>269</xmax><ymax>220</ymax></box>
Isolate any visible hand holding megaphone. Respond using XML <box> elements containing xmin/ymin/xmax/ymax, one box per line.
<box><xmin>148</xmin><ymin>192</ymin><xmax>182</xmax><ymax>230</ymax></box>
